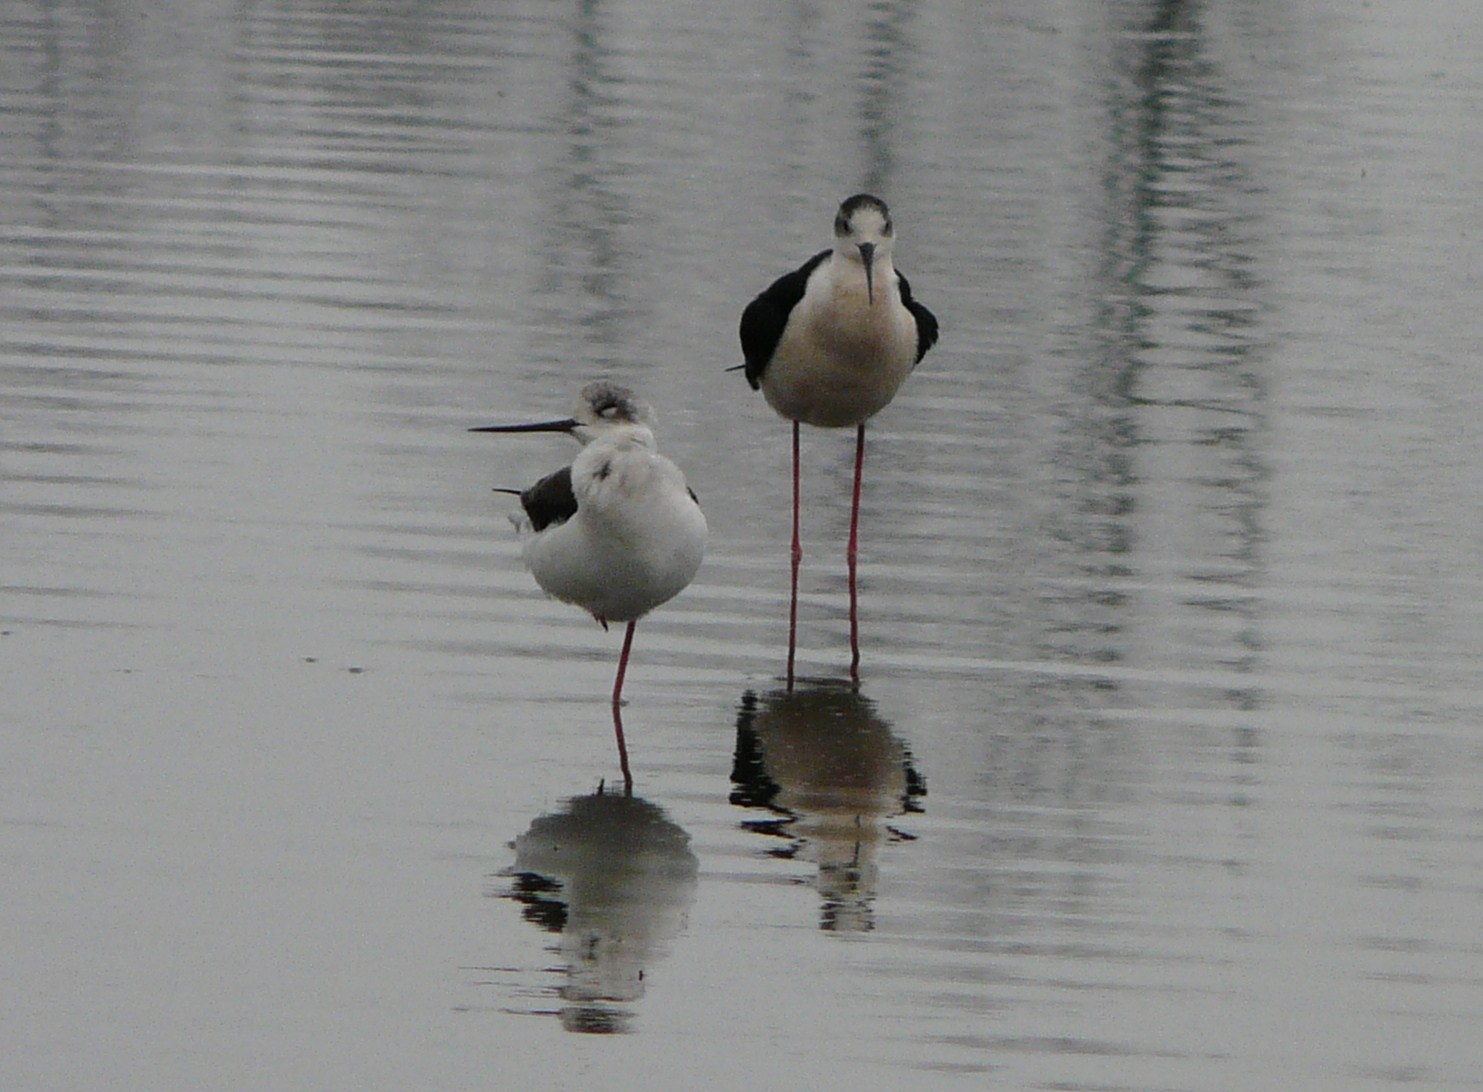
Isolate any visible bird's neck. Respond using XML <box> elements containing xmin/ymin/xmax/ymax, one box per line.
<box><xmin>826</xmin><ymin>257</ymin><xmax>894</xmax><ymax>309</ymax></box>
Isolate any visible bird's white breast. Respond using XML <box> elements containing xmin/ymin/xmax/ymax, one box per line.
<box><xmin>762</xmin><ymin>261</ymin><xmax>919</xmax><ymax>429</ymax></box>
<box><xmin>523</xmin><ymin>439</ymin><xmax>706</xmax><ymax>624</ymax></box>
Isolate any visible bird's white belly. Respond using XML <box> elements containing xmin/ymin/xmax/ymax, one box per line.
<box><xmin>762</xmin><ymin>289</ymin><xmax>918</xmax><ymax>428</ymax></box>
<box><xmin>524</xmin><ymin>499</ymin><xmax>706</xmax><ymax>623</ymax></box>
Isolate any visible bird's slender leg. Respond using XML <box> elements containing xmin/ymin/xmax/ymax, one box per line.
<box><xmin>610</xmin><ymin>702</ymin><xmax>634</xmax><ymax>795</ymax></box>
<box><xmin>848</xmin><ymin>422</ymin><xmax>866</xmax><ymax>683</ymax></box>
<box><xmin>612</xmin><ymin>620</ymin><xmax>637</xmax><ymax>706</ymax></box>
<box><xmin>611</xmin><ymin>621</ymin><xmax>637</xmax><ymax>792</ymax></box>
<box><xmin>787</xmin><ymin>420</ymin><xmax>802</xmax><ymax>692</ymax></box>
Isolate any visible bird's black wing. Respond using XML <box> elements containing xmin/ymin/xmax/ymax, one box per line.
<box><xmin>738</xmin><ymin>249</ymin><xmax>830</xmax><ymax>390</ymax></box>
<box><xmin>520</xmin><ymin>465</ymin><xmax>578</xmax><ymax>532</ymax></box>
<box><xmin>896</xmin><ymin>270</ymin><xmax>939</xmax><ymax>365</ymax></box>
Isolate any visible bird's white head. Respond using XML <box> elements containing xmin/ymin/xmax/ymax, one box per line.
<box><xmin>570</xmin><ymin>381</ymin><xmax>655</xmax><ymax>443</ymax></box>
<box><xmin>832</xmin><ymin>193</ymin><xmax>895</xmax><ymax>304</ymax></box>
<box><xmin>469</xmin><ymin>380</ymin><xmax>654</xmax><ymax>446</ymax></box>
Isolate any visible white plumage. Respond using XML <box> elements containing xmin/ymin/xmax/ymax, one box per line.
<box><xmin>472</xmin><ymin>381</ymin><xmax>707</xmax><ymax>707</ymax></box>
<box><xmin>522</xmin><ymin>421</ymin><xmax>706</xmax><ymax>625</ymax></box>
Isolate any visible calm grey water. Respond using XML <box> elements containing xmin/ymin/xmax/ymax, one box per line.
<box><xmin>4</xmin><ymin>1</ymin><xmax>1483</xmax><ymax>1089</ymax></box>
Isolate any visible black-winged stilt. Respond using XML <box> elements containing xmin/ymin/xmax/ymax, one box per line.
<box><xmin>472</xmin><ymin>381</ymin><xmax>707</xmax><ymax>777</ymax></box>
<box><xmin>738</xmin><ymin>194</ymin><xmax>939</xmax><ymax>686</ymax></box>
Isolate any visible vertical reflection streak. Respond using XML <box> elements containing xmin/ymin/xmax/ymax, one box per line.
<box><xmin>534</xmin><ymin>0</ymin><xmax>633</xmax><ymax>371</ymax></box>
<box><xmin>1056</xmin><ymin>0</ymin><xmax>1272</xmax><ymax>691</ymax></box>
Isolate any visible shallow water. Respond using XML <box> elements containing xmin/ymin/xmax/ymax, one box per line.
<box><xmin>4</xmin><ymin>1</ymin><xmax>1483</xmax><ymax>1088</ymax></box>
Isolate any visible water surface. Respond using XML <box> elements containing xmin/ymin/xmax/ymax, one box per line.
<box><xmin>4</xmin><ymin>1</ymin><xmax>1483</xmax><ymax>1089</ymax></box>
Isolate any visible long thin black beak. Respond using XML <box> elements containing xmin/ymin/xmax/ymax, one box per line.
<box><xmin>469</xmin><ymin>417</ymin><xmax>579</xmax><ymax>435</ymax></box>
<box><xmin>858</xmin><ymin>242</ymin><xmax>876</xmax><ymax>304</ymax></box>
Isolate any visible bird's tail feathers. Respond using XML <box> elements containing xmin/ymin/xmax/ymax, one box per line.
<box><xmin>490</xmin><ymin>488</ymin><xmax>532</xmax><ymax>533</ymax></box>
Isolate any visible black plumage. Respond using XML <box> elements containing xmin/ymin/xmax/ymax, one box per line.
<box><xmin>503</xmin><ymin>466</ymin><xmax>577</xmax><ymax>532</ymax></box>
<box><xmin>739</xmin><ymin>250</ymin><xmax>830</xmax><ymax>390</ymax></box>
<box><xmin>896</xmin><ymin>270</ymin><xmax>939</xmax><ymax>364</ymax></box>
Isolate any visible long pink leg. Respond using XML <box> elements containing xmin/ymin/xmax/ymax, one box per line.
<box><xmin>848</xmin><ymin>422</ymin><xmax>865</xmax><ymax>682</ymax></box>
<box><xmin>610</xmin><ymin>621</ymin><xmax>636</xmax><ymax>791</ymax></box>
<box><xmin>612</xmin><ymin>620</ymin><xmax>637</xmax><ymax>706</ymax></box>
<box><xmin>610</xmin><ymin>702</ymin><xmax>634</xmax><ymax>794</ymax></box>
<box><xmin>787</xmin><ymin>420</ymin><xmax>802</xmax><ymax>692</ymax></box>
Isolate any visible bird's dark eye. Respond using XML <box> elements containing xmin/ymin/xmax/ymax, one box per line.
<box><xmin>834</xmin><ymin>215</ymin><xmax>849</xmax><ymax>235</ymax></box>
<box><xmin>883</xmin><ymin>220</ymin><xmax>894</xmax><ymax>236</ymax></box>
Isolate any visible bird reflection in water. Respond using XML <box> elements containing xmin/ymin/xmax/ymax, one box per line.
<box><xmin>503</xmin><ymin>787</ymin><xmax>698</xmax><ymax>1034</ymax></box>
<box><xmin>731</xmin><ymin>680</ymin><xmax>925</xmax><ymax>932</ymax></box>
